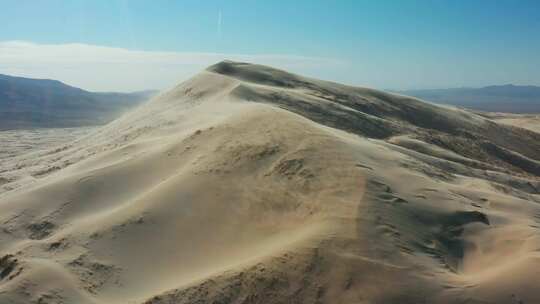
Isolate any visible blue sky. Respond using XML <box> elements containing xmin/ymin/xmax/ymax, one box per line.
<box><xmin>1</xmin><ymin>0</ymin><xmax>539</xmax><ymax>91</ymax></box>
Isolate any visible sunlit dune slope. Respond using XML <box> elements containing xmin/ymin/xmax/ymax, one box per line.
<box><xmin>1</xmin><ymin>61</ymin><xmax>539</xmax><ymax>304</ymax></box>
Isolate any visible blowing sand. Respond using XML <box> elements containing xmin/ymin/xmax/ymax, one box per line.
<box><xmin>0</xmin><ymin>61</ymin><xmax>539</xmax><ymax>304</ymax></box>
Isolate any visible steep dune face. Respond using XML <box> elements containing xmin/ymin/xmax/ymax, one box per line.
<box><xmin>1</xmin><ymin>61</ymin><xmax>539</xmax><ymax>304</ymax></box>
<box><xmin>209</xmin><ymin>61</ymin><xmax>540</xmax><ymax>176</ymax></box>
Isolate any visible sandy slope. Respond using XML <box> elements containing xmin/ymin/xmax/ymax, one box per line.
<box><xmin>0</xmin><ymin>127</ymin><xmax>94</xmax><ymax>193</ymax></box>
<box><xmin>1</xmin><ymin>61</ymin><xmax>539</xmax><ymax>304</ymax></box>
<box><xmin>487</xmin><ymin>113</ymin><xmax>540</xmax><ymax>134</ymax></box>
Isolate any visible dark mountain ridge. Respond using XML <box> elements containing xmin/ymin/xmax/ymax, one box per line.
<box><xmin>0</xmin><ymin>73</ymin><xmax>156</xmax><ymax>130</ymax></box>
<box><xmin>400</xmin><ymin>84</ymin><xmax>540</xmax><ymax>113</ymax></box>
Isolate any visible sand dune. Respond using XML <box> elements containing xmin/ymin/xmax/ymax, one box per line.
<box><xmin>486</xmin><ymin>113</ymin><xmax>540</xmax><ymax>134</ymax></box>
<box><xmin>1</xmin><ymin>61</ymin><xmax>539</xmax><ymax>304</ymax></box>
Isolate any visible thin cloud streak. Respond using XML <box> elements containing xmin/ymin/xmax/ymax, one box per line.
<box><xmin>0</xmin><ymin>41</ymin><xmax>343</xmax><ymax>92</ymax></box>
<box><xmin>218</xmin><ymin>10</ymin><xmax>222</xmax><ymax>37</ymax></box>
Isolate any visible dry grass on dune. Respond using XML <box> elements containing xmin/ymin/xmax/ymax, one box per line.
<box><xmin>0</xmin><ymin>61</ymin><xmax>539</xmax><ymax>304</ymax></box>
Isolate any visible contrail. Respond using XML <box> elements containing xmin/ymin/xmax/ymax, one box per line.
<box><xmin>218</xmin><ymin>10</ymin><xmax>222</xmax><ymax>37</ymax></box>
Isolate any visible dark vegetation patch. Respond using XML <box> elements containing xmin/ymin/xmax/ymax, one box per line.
<box><xmin>27</xmin><ymin>221</ymin><xmax>55</xmax><ymax>240</ymax></box>
<box><xmin>0</xmin><ymin>254</ymin><xmax>22</xmax><ymax>281</ymax></box>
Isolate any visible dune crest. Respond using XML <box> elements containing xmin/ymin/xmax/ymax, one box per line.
<box><xmin>1</xmin><ymin>61</ymin><xmax>539</xmax><ymax>304</ymax></box>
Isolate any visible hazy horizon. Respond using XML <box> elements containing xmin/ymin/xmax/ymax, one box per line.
<box><xmin>1</xmin><ymin>0</ymin><xmax>540</xmax><ymax>92</ymax></box>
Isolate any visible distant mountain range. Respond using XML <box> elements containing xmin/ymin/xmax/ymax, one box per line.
<box><xmin>0</xmin><ymin>74</ymin><xmax>156</xmax><ymax>130</ymax></box>
<box><xmin>2</xmin><ymin>73</ymin><xmax>538</xmax><ymax>131</ymax></box>
<box><xmin>399</xmin><ymin>84</ymin><xmax>540</xmax><ymax>113</ymax></box>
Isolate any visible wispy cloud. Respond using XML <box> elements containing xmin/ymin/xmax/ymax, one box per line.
<box><xmin>0</xmin><ymin>41</ymin><xmax>342</xmax><ymax>92</ymax></box>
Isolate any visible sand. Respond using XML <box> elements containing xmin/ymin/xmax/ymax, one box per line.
<box><xmin>0</xmin><ymin>61</ymin><xmax>539</xmax><ymax>304</ymax></box>
<box><xmin>487</xmin><ymin>113</ymin><xmax>540</xmax><ymax>134</ymax></box>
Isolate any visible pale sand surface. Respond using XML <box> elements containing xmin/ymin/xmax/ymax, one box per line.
<box><xmin>0</xmin><ymin>127</ymin><xmax>93</xmax><ymax>161</ymax></box>
<box><xmin>490</xmin><ymin>113</ymin><xmax>540</xmax><ymax>133</ymax></box>
<box><xmin>0</xmin><ymin>127</ymin><xmax>94</xmax><ymax>193</ymax></box>
<box><xmin>0</xmin><ymin>61</ymin><xmax>539</xmax><ymax>304</ymax></box>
